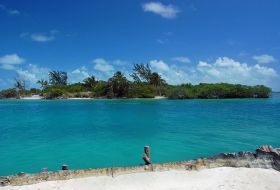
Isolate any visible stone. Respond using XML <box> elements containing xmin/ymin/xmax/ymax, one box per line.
<box><xmin>2</xmin><ymin>145</ymin><xmax>280</xmax><ymax>186</ymax></box>
<box><xmin>0</xmin><ymin>177</ymin><xmax>10</xmax><ymax>186</ymax></box>
<box><xmin>17</xmin><ymin>172</ymin><xmax>26</xmax><ymax>177</ymax></box>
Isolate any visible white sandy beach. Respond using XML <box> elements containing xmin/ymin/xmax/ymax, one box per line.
<box><xmin>2</xmin><ymin>167</ymin><xmax>280</xmax><ymax>190</ymax></box>
<box><xmin>20</xmin><ymin>95</ymin><xmax>43</xmax><ymax>100</ymax></box>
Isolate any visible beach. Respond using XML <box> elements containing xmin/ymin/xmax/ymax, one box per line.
<box><xmin>20</xmin><ymin>95</ymin><xmax>43</xmax><ymax>100</ymax></box>
<box><xmin>1</xmin><ymin>167</ymin><xmax>280</xmax><ymax>190</ymax></box>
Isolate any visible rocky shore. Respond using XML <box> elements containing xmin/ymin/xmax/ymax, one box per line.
<box><xmin>1</xmin><ymin>145</ymin><xmax>279</xmax><ymax>187</ymax></box>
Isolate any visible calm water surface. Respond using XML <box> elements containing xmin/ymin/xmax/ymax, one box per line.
<box><xmin>0</xmin><ymin>97</ymin><xmax>280</xmax><ymax>176</ymax></box>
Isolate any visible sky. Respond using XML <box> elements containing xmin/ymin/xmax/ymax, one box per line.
<box><xmin>0</xmin><ymin>0</ymin><xmax>280</xmax><ymax>91</ymax></box>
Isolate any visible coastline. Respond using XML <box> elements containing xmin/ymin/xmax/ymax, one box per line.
<box><xmin>1</xmin><ymin>95</ymin><xmax>276</xmax><ymax>101</ymax></box>
<box><xmin>1</xmin><ymin>167</ymin><xmax>280</xmax><ymax>190</ymax></box>
<box><xmin>0</xmin><ymin>96</ymin><xmax>168</xmax><ymax>100</ymax></box>
<box><xmin>1</xmin><ymin>145</ymin><xmax>279</xmax><ymax>188</ymax></box>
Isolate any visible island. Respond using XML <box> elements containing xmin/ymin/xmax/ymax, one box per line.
<box><xmin>0</xmin><ymin>64</ymin><xmax>271</xmax><ymax>100</ymax></box>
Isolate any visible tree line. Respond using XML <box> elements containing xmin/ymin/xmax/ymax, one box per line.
<box><xmin>0</xmin><ymin>63</ymin><xmax>272</xmax><ymax>99</ymax></box>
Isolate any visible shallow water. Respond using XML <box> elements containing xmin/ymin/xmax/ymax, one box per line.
<box><xmin>0</xmin><ymin>98</ymin><xmax>280</xmax><ymax>176</ymax></box>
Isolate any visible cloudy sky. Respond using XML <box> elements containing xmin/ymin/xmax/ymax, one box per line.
<box><xmin>0</xmin><ymin>0</ymin><xmax>280</xmax><ymax>90</ymax></box>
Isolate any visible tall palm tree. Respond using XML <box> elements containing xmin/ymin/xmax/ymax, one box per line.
<box><xmin>14</xmin><ymin>79</ymin><xmax>25</xmax><ymax>98</ymax></box>
<box><xmin>107</xmin><ymin>71</ymin><xmax>129</xmax><ymax>97</ymax></box>
<box><xmin>83</xmin><ymin>76</ymin><xmax>97</xmax><ymax>90</ymax></box>
<box><xmin>49</xmin><ymin>71</ymin><xmax>68</xmax><ymax>85</ymax></box>
<box><xmin>150</xmin><ymin>72</ymin><xmax>166</xmax><ymax>96</ymax></box>
<box><xmin>130</xmin><ymin>63</ymin><xmax>152</xmax><ymax>83</ymax></box>
<box><xmin>37</xmin><ymin>79</ymin><xmax>48</xmax><ymax>90</ymax></box>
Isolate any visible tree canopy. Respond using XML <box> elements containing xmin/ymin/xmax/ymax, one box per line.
<box><xmin>0</xmin><ymin>66</ymin><xmax>272</xmax><ymax>99</ymax></box>
<box><xmin>49</xmin><ymin>71</ymin><xmax>68</xmax><ymax>86</ymax></box>
<box><xmin>107</xmin><ymin>71</ymin><xmax>129</xmax><ymax>98</ymax></box>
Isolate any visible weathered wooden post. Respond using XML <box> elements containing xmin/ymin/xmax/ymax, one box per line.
<box><xmin>62</xmin><ymin>164</ymin><xmax>69</xmax><ymax>170</ymax></box>
<box><xmin>17</xmin><ymin>172</ymin><xmax>26</xmax><ymax>177</ymax></box>
<box><xmin>41</xmin><ymin>168</ymin><xmax>48</xmax><ymax>173</ymax></box>
<box><xmin>143</xmin><ymin>145</ymin><xmax>151</xmax><ymax>165</ymax></box>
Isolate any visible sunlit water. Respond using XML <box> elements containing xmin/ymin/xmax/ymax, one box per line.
<box><xmin>0</xmin><ymin>96</ymin><xmax>280</xmax><ymax>176</ymax></box>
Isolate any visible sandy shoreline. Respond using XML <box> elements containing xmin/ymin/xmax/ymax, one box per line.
<box><xmin>20</xmin><ymin>95</ymin><xmax>43</xmax><ymax>100</ymax></box>
<box><xmin>17</xmin><ymin>95</ymin><xmax>167</xmax><ymax>100</ymax></box>
<box><xmin>1</xmin><ymin>167</ymin><xmax>280</xmax><ymax>190</ymax></box>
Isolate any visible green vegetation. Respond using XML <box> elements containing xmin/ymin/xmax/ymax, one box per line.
<box><xmin>106</xmin><ymin>71</ymin><xmax>129</xmax><ymax>98</ymax></box>
<box><xmin>166</xmin><ymin>83</ymin><xmax>271</xmax><ymax>99</ymax></box>
<box><xmin>0</xmin><ymin>64</ymin><xmax>272</xmax><ymax>99</ymax></box>
<box><xmin>0</xmin><ymin>88</ymin><xmax>17</xmax><ymax>99</ymax></box>
<box><xmin>49</xmin><ymin>71</ymin><xmax>68</xmax><ymax>86</ymax></box>
<box><xmin>130</xmin><ymin>64</ymin><xmax>166</xmax><ymax>96</ymax></box>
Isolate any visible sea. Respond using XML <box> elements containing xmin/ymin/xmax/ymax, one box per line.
<box><xmin>0</xmin><ymin>94</ymin><xmax>279</xmax><ymax>176</ymax></box>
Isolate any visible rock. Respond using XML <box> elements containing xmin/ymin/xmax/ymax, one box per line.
<box><xmin>256</xmin><ymin>145</ymin><xmax>280</xmax><ymax>158</ymax></box>
<box><xmin>237</xmin><ymin>151</ymin><xmax>256</xmax><ymax>159</ymax></box>
<box><xmin>2</xmin><ymin>145</ymin><xmax>280</xmax><ymax>186</ymax></box>
<box><xmin>17</xmin><ymin>172</ymin><xmax>26</xmax><ymax>177</ymax></box>
<box><xmin>255</xmin><ymin>145</ymin><xmax>280</xmax><ymax>171</ymax></box>
<box><xmin>0</xmin><ymin>177</ymin><xmax>10</xmax><ymax>186</ymax></box>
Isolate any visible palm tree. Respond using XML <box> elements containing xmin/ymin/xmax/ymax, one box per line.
<box><xmin>49</xmin><ymin>71</ymin><xmax>68</xmax><ymax>85</ymax></box>
<box><xmin>130</xmin><ymin>63</ymin><xmax>152</xmax><ymax>83</ymax></box>
<box><xmin>83</xmin><ymin>76</ymin><xmax>97</xmax><ymax>90</ymax></box>
<box><xmin>14</xmin><ymin>79</ymin><xmax>25</xmax><ymax>98</ymax></box>
<box><xmin>107</xmin><ymin>71</ymin><xmax>129</xmax><ymax>97</ymax></box>
<box><xmin>37</xmin><ymin>79</ymin><xmax>48</xmax><ymax>90</ymax></box>
<box><xmin>150</xmin><ymin>72</ymin><xmax>166</xmax><ymax>96</ymax></box>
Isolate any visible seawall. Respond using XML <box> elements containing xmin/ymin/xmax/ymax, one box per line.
<box><xmin>0</xmin><ymin>145</ymin><xmax>279</xmax><ymax>186</ymax></box>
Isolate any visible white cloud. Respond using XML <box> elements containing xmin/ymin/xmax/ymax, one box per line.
<box><xmin>195</xmin><ymin>57</ymin><xmax>277</xmax><ymax>84</ymax></box>
<box><xmin>91</xmin><ymin>58</ymin><xmax>131</xmax><ymax>80</ymax></box>
<box><xmin>148</xmin><ymin>57</ymin><xmax>278</xmax><ymax>89</ymax></box>
<box><xmin>8</xmin><ymin>9</ymin><xmax>20</xmax><ymax>15</ymax></box>
<box><xmin>157</xmin><ymin>39</ymin><xmax>168</xmax><ymax>44</ymax></box>
<box><xmin>0</xmin><ymin>54</ymin><xmax>25</xmax><ymax>70</ymax></box>
<box><xmin>22</xmin><ymin>30</ymin><xmax>58</xmax><ymax>42</ymax></box>
<box><xmin>31</xmin><ymin>34</ymin><xmax>54</xmax><ymax>42</ymax></box>
<box><xmin>252</xmin><ymin>54</ymin><xmax>276</xmax><ymax>64</ymax></box>
<box><xmin>0</xmin><ymin>4</ymin><xmax>20</xmax><ymax>15</ymax></box>
<box><xmin>148</xmin><ymin>60</ymin><xmax>190</xmax><ymax>84</ymax></box>
<box><xmin>150</xmin><ymin>60</ymin><xmax>170</xmax><ymax>72</ymax></box>
<box><xmin>16</xmin><ymin>68</ymin><xmax>38</xmax><ymax>83</ymax></box>
<box><xmin>172</xmin><ymin>56</ymin><xmax>191</xmax><ymax>63</ymax></box>
<box><xmin>69</xmin><ymin>66</ymin><xmax>90</xmax><ymax>83</ymax></box>
<box><xmin>163</xmin><ymin>32</ymin><xmax>173</xmax><ymax>36</ymax></box>
<box><xmin>112</xmin><ymin>59</ymin><xmax>128</xmax><ymax>66</ymax></box>
<box><xmin>142</xmin><ymin>2</ymin><xmax>179</xmax><ymax>19</ymax></box>
<box><xmin>19</xmin><ymin>32</ymin><xmax>29</xmax><ymax>38</ymax></box>
<box><xmin>93</xmin><ymin>58</ymin><xmax>114</xmax><ymax>73</ymax></box>
<box><xmin>15</xmin><ymin>64</ymin><xmax>50</xmax><ymax>87</ymax></box>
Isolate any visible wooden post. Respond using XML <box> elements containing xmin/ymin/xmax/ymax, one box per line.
<box><xmin>17</xmin><ymin>172</ymin><xmax>25</xmax><ymax>176</ymax></box>
<box><xmin>143</xmin><ymin>145</ymin><xmax>151</xmax><ymax>165</ymax></box>
<box><xmin>41</xmin><ymin>168</ymin><xmax>48</xmax><ymax>173</ymax></box>
<box><xmin>144</xmin><ymin>146</ymin><xmax>150</xmax><ymax>158</ymax></box>
<box><xmin>62</xmin><ymin>164</ymin><xmax>69</xmax><ymax>170</ymax></box>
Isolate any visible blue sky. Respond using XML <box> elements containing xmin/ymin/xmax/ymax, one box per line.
<box><xmin>0</xmin><ymin>0</ymin><xmax>280</xmax><ymax>90</ymax></box>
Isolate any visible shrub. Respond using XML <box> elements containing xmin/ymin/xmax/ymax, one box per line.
<box><xmin>0</xmin><ymin>88</ymin><xmax>17</xmax><ymax>99</ymax></box>
<box><xmin>45</xmin><ymin>88</ymin><xmax>64</xmax><ymax>99</ymax></box>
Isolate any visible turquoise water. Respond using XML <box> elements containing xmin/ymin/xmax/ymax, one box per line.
<box><xmin>0</xmin><ymin>98</ymin><xmax>280</xmax><ymax>176</ymax></box>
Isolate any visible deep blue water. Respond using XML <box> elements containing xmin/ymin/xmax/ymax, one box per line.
<box><xmin>0</xmin><ymin>97</ymin><xmax>280</xmax><ymax>176</ymax></box>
